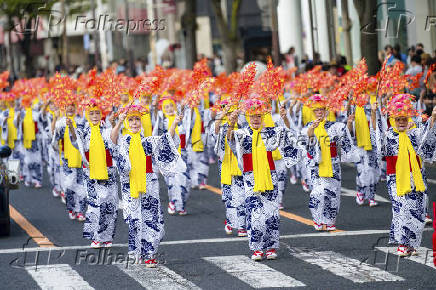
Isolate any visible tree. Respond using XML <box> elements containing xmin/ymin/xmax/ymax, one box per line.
<box><xmin>211</xmin><ymin>0</ymin><xmax>242</xmax><ymax>73</ymax></box>
<box><xmin>182</xmin><ymin>0</ymin><xmax>197</xmax><ymax>69</ymax></box>
<box><xmin>0</xmin><ymin>0</ymin><xmax>90</xmax><ymax>77</ymax></box>
<box><xmin>353</xmin><ymin>0</ymin><xmax>379</xmax><ymax>75</ymax></box>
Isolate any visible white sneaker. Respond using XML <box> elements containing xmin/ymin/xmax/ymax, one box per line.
<box><xmin>167</xmin><ymin>202</ymin><xmax>176</xmax><ymax>215</ymax></box>
<box><xmin>144</xmin><ymin>259</ymin><xmax>157</xmax><ymax>268</ymax></box>
<box><xmin>425</xmin><ymin>215</ymin><xmax>432</xmax><ymax>225</ymax></box>
<box><xmin>251</xmin><ymin>250</ymin><xmax>263</xmax><ymax>261</ymax></box>
<box><xmin>237</xmin><ymin>229</ymin><xmax>248</xmax><ymax>237</ymax></box>
<box><xmin>61</xmin><ymin>192</ymin><xmax>66</xmax><ymax>204</ymax></box>
<box><xmin>33</xmin><ymin>182</ymin><xmax>42</xmax><ymax>188</ymax></box>
<box><xmin>326</xmin><ymin>224</ymin><xmax>336</xmax><ymax>231</ymax></box>
<box><xmin>224</xmin><ymin>223</ymin><xmax>233</xmax><ymax>235</ymax></box>
<box><xmin>24</xmin><ymin>181</ymin><xmax>31</xmax><ymax>187</ymax></box>
<box><xmin>290</xmin><ymin>175</ymin><xmax>297</xmax><ymax>185</ymax></box>
<box><xmin>76</xmin><ymin>213</ymin><xmax>86</xmax><ymax>222</ymax></box>
<box><xmin>301</xmin><ymin>181</ymin><xmax>310</xmax><ymax>192</ymax></box>
<box><xmin>355</xmin><ymin>192</ymin><xmax>364</xmax><ymax>206</ymax></box>
<box><xmin>90</xmin><ymin>241</ymin><xmax>102</xmax><ymax>248</ymax></box>
<box><xmin>103</xmin><ymin>242</ymin><xmax>112</xmax><ymax>248</ymax></box>
<box><xmin>52</xmin><ymin>189</ymin><xmax>60</xmax><ymax>197</ymax></box>
<box><xmin>68</xmin><ymin>211</ymin><xmax>76</xmax><ymax>220</ymax></box>
<box><xmin>369</xmin><ymin>199</ymin><xmax>378</xmax><ymax>207</ymax></box>
<box><xmin>397</xmin><ymin>245</ymin><xmax>410</xmax><ymax>257</ymax></box>
<box><xmin>313</xmin><ymin>221</ymin><xmax>323</xmax><ymax>231</ymax></box>
<box><xmin>266</xmin><ymin>249</ymin><xmax>277</xmax><ymax>260</ymax></box>
<box><xmin>278</xmin><ymin>203</ymin><xmax>284</xmax><ymax>210</ymax></box>
<box><xmin>178</xmin><ymin>210</ymin><xmax>187</xmax><ymax>216</ymax></box>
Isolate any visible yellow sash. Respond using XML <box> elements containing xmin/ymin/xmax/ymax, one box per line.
<box><xmin>23</xmin><ymin>108</ymin><xmax>36</xmax><ymax>149</ymax></box>
<box><xmin>221</xmin><ymin>122</ymin><xmax>241</xmax><ymax>185</ymax></box>
<box><xmin>128</xmin><ymin>133</ymin><xmax>147</xmax><ymax>198</ymax></box>
<box><xmin>192</xmin><ymin>107</ymin><xmax>204</xmax><ymax>152</ymax></box>
<box><xmin>141</xmin><ymin>109</ymin><xmax>153</xmax><ymax>137</ymax></box>
<box><xmin>314</xmin><ymin>121</ymin><xmax>333</xmax><ymax>177</ymax></box>
<box><xmin>63</xmin><ymin>117</ymin><xmax>82</xmax><ymax>168</ymax></box>
<box><xmin>252</xmin><ymin>127</ymin><xmax>274</xmax><ymax>192</ymax></box>
<box><xmin>327</xmin><ymin>111</ymin><xmax>336</xmax><ymax>122</ymax></box>
<box><xmin>355</xmin><ymin>106</ymin><xmax>372</xmax><ymax>150</ymax></box>
<box><xmin>7</xmin><ymin>108</ymin><xmax>17</xmax><ymax>149</ymax></box>
<box><xmin>89</xmin><ymin>123</ymin><xmax>109</xmax><ymax>180</ymax></box>
<box><xmin>302</xmin><ymin>105</ymin><xmax>315</xmax><ymax>126</ymax></box>
<box><xmin>395</xmin><ymin>129</ymin><xmax>425</xmax><ymax>196</ymax></box>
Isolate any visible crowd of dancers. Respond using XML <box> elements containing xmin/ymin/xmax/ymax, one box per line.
<box><xmin>0</xmin><ymin>56</ymin><xmax>435</xmax><ymax>267</ymax></box>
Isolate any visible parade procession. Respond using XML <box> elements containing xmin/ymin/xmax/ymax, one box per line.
<box><xmin>1</xmin><ymin>0</ymin><xmax>436</xmax><ymax>289</ymax></box>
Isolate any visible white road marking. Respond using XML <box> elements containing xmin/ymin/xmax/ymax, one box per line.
<box><xmin>376</xmin><ymin>247</ymin><xmax>436</xmax><ymax>270</ymax></box>
<box><xmin>116</xmin><ymin>263</ymin><xmax>200</xmax><ymax>290</ymax></box>
<box><xmin>341</xmin><ymin>187</ymin><xmax>390</xmax><ymax>203</ymax></box>
<box><xmin>289</xmin><ymin>248</ymin><xmax>404</xmax><ymax>283</ymax></box>
<box><xmin>203</xmin><ymin>255</ymin><xmax>306</xmax><ymax>288</ymax></box>
<box><xmin>1</xmin><ymin>228</ymin><xmax>432</xmax><ymax>255</ymax></box>
<box><xmin>25</xmin><ymin>264</ymin><xmax>94</xmax><ymax>289</ymax></box>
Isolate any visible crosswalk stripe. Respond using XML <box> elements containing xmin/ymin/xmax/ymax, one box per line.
<box><xmin>116</xmin><ymin>264</ymin><xmax>200</xmax><ymax>290</ymax></box>
<box><xmin>25</xmin><ymin>264</ymin><xmax>94</xmax><ymax>289</ymax></box>
<box><xmin>289</xmin><ymin>248</ymin><xmax>404</xmax><ymax>283</ymax></box>
<box><xmin>203</xmin><ymin>255</ymin><xmax>306</xmax><ymax>288</ymax></box>
<box><xmin>341</xmin><ymin>187</ymin><xmax>390</xmax><ymax>203</ymax></box>
<box><xmin>376</xmin><ymin>247</ymin><xmax>436</xmax><ymax>269</ymax></box>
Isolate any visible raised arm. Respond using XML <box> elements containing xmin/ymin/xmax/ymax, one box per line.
<box><xmin>226</xmin><ymin>110</ymin><xmax>239</xmax><ymax>142</ymax></box>
<box><xmin>110</xmin><ymin>112</ymin><xmax>127</xmax><ymax>145</ymax></box>
<box><xmin>66</xmin><ymin>118</ymin><xmax>77</xmax><ymax>142</ymax></box>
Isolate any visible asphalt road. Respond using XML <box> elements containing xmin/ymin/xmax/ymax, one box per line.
<box><xmin>0</xmin><ymin>162</ymin><xmax>435</xmax><ymax>290</ymax></box>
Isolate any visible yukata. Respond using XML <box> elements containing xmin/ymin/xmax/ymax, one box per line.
<box><xmin>376</xmin><ymin>120</ymin><xmax>436</xmax><ymax>249</ymax></box>
<box><xmin>211</xmin><ymin>122</ymin><xmax>246</xmax><ymax>231</ymax></box>
<box><xmin>301</xmin><ymin>121</ymin><xmax>359</xmax><ymax>227</ymax></box>
<box><xmin>153</xmin><ymin>111</ymin><xmax>190</xmax><ymax>212</ymax></box>
<box><xmin>1</xmin><ymin>108</ymin><xmax>24</xmax><ymax>168</ymax></box>
<box><xmin>352</xmin><ymin>105</ymin><xmax>380</xmax><ymax>202</ymax></box>
<box><xmin>186</xmin><ymin>106</ymin><xmax>209</xmax><ymax>187</ymax></box>
<box><xmin>41</xmin><ymin>111</ymin><xmax>62</xmax><ymax>193</ymax></box>
<box><xmin>19</xmin><ymin>107</ymin><xmax>43</xmax><ymax>185</ymax></box>
<box><xmin>114</xmin><ymin>132</ymin><xmax>182</xmax><ymax>260</ymax></box>
<box><xmin>76</xmin><ymin>122</ymin><xmax>119</xmax><ymax>243</ymax></box>
<box><xmin>229</xmin><ymin>126</ymin><xmax>299</xmax><ymax>251</ymax></box>
<box><xmin>52</xmin><ymin>116</ymin><xmax>87</xmax><ymax>215</ymax></box>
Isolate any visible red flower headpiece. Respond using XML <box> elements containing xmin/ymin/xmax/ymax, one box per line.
<box><xmin>385</xmin><ymin>93</ymin><xmax>418</xmax><ymax>117</ymax></box>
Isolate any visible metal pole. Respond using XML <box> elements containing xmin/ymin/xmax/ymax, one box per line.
<box><xmin>270</xmin><ymin>0</ymin><xmax>280</xmax><ymax>66</ymax></box>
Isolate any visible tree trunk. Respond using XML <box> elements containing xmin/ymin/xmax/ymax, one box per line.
<box><xmin>222</xmin><ymin>39</ymin><xmax>238</xmax><ymax>72</ymax></box>
<box><xmin>21</xmin><ymin>19</ymin><xmax>35</xmax><ymax>77</ymax></box>
<box><xmin>183</xmin><ymin>0</ymin><xmax>197</xmax><ymax>69</ymax></box>
<box><xmin>341</xmin><ymin>0</ymin><xmax>353</xmax><ymax>65</ymax></box>
<box><xmin>7</xmin><ymin>17</ymin><xmax>15</xmax><ymax>80</ymax></box>
<box><xmin>354</xmin><ymin>0</ymin><xmax>378</xmax><ymax>75</ymax></box>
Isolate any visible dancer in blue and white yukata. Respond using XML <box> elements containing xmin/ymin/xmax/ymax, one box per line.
<box><xmin>301</xmin><ymin>94</ymin><xmax>359</xmax><ymax>232</ymax></box>
<box><xmin>153</xmin><ymin>96</ymin><xmax>191</xmax><ymax>215</ymax></box>
<box><xmin>111</xmin><ymin>104</ymin><xmax>183</xmax><ymax>267</ymax></box>
<box><xmin>227</xmin><ymin>100</ymin><xmax>300</xmax><ymax>261</ymax></box>
<box><xmin>52</xmin><ymin>103</ymin><xmax>87</xmax><ymax>221</ymax></box>
<box><xmin>373</xmin><ymin>94</ymin><xmax>436</xmax><ymax>256</ymax></box>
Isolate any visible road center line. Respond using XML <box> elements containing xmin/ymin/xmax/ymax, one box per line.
<box><xmin>203</xmin><ymin>184</ymin><xmax>343</xmax><ymax>231</ymax></box>
<box><xmin>0</xmin><ymin>228</ymin><xmax>432</xmax><ymax>255</ymax></box>
<box><xmin>9</xmin><ymin>205</ymin><xmax>54</xmax><ymax>248</ymax></box>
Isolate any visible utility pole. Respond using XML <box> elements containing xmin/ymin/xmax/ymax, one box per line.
<box><xmin>308</xmin><ymin>0</ymin><xmax>315</xmax><ymax>60</ymax></box>
<box><xmin>270</xmin><ymin>0</ymin><xmax>280</xmax><ymax>65</ymax></box>
<box><xmin>147</xmin><ymin>0</ymin><xmax>158</xmax><ymax>69</ymax></box>
<box><xmin>91</xmin><ymin>0</ymin><xmax>101</xmax><ymax>69</ymax></box>
<box><xmin>341</xmin><ymin>0</ymin><xmax>352</xmax><ymax>65</ymax></box>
